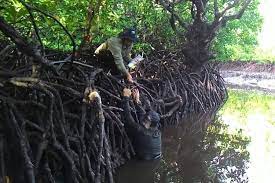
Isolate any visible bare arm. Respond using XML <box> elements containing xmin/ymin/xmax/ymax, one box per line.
<box><xmin>94</xmin><ymin>42</ymin><xmax>107</xmax><ymax>54</ymax></box>
<box><xmin>122</xmin><ymin>96</ymin><xmax>145</xmax><ymax>132</ymax></box>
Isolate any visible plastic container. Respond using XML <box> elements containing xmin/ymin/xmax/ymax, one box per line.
<box><xmin>128</xmin><ymin>54</ymin><xmax>144</xmax><ymax>69</ymax></box>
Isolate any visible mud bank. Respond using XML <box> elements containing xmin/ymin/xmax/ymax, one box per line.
<box><xmin>214</xmin><ymin>61</ymin><xmax>275</xmax><ymax>94</ymax></box>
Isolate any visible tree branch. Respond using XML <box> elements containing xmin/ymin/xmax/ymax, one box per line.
<box><xmin>220</xmin><ymin>0</ymin><xmax>241</xmax><ymax>18</ymax></box>
<box><xmin>214</xmin><ymin>0</ymin><xmax>219</xmax><ymax>17</ymax></box>
<box><xmin>210</xmin><ymin>0</ymin><xmax>252</xmax><ymax>35</ymax></box>
<box><xmin>159</xmin><ymin>0</ymin><xmax>188</xmax><ymax>30</ymax></box>
<box><xmin>24</xmin><ymin>3</ymin><xmax>76</xmax><ymax>62</ymax></box>
<box><xmin>191</xmin><ymin>2</ymin><xmax>196</xmax><ymax>20</ymax></box>
<box><xmin>192</xmin><ymin>0</ymin><xmax>205</xmax><ymax>20</ymax></box>
<box><xmin>0</xmin><ymin>16</ymin><xmax>49</xmax><ymax>66</ymax></box>
<box><xmin>18</xmin><ymin>0</ymin><xmax>45</xmax><ymax>56</ymax></box>
<box><xmin>169</xmin><ymin>1</ymin><xmax>185</xmax><ymax>36</ymax></box>
<box><xmin>222</xmin><ymin>0</ymin><xmax>252</xmax><ymax>24</ymax></box>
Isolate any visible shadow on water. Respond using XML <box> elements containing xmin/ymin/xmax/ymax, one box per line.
<box><xmin>115</xmin><ymin>110</ymin><xmax>250</xmax><ymax>183</ymax></box>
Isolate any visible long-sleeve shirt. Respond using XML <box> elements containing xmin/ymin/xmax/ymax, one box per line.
<box><xmin>122</xmin><ymin>97</ymin><xmax>162</xmax><ymax>160</ymax></box>
<box><xmin>95</xmin><ymin>37</ymin><xmax>133</xmax><ymax>75</ymax></box>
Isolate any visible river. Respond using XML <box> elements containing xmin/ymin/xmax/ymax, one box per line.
<box><xmin>115</xmin><ymin>90</ymin><xmax>275</xmax><ymax>183</ymax></box>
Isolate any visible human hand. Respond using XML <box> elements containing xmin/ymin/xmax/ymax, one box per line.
<box><xmin>83</xmin><ymin>87</ymin><xmax>101</xmax><ymax>104</ymax></box>
<box><xmin>132</xmin><ymin>88</ymin><xmax>140</xmax><ymax>103</ymax></box>
<box><xmin>123</xmin><ymin>88</ymin><xmax>132</xmax><ymax>97</ymax></box>
<box><xmin>126</xmin><ymin>73</ymin><xmax>133</xmax><ymax>83</ymax></box>
<box><xmin>176</xmin><ymin>95</ymin><xmax>183</xmax><ymax>106</ymax></box>
<box><xmin>88</xmin><ymin>91</ymin><xmax>101</xmax><ymax>103</ymax></box>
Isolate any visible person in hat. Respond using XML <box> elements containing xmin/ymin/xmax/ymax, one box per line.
<box><xmin>94</xmin><ymin>28</ymin><xmax>138</xmax><ymax>83</ymax></box>
<box><xmin>122</xmin><ymin>88</ymin><xmax>162</xmax><ymax>160</ymax></box>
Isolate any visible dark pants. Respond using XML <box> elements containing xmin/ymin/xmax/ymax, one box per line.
<box><xmin>96</xmin><ymin>50</ymin><xmax>120</xmax><ymax>75</ymax></box>
<box><xmin>114</xmin><ymin>159</ymin><xmax>160</xmax><ymax>183</ymax></box>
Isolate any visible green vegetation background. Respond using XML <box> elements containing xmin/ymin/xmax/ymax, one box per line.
<box><xmin>1</xmin><ymin>0</ymin><xmax>274</xmax><ymax>62</ymax></box>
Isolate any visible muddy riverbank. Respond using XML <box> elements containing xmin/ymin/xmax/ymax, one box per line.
<box><xmin>214</xmin><ymin>61</ymin><xmax>275</xmax><ymax>94</ymax></box>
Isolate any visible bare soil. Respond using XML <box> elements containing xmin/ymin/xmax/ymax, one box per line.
<box><xmin>212</xmin><ymin>61</ymin><xmax>275</xmax><ymax>94</ymax></box>
<box><xmin>213</xmin><ymin>61</ymin><xmax>275</xmax><ymax>73</ymax></box>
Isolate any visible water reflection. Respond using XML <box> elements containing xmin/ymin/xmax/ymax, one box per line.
<box><xmin>116</xmin><ymin>110</ymin><xmax>250</xmax><ymax>183</ymax></box>
<box><xmin>220</xmin><ymin>90</ymin><xmax>275</xmax><ymax>183</ymax></box>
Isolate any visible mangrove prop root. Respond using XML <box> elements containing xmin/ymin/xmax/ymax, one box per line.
<box><xmin>0</xmin><ymin>30</ymin><xmax>227</xmax><ymax>183</ymax></box>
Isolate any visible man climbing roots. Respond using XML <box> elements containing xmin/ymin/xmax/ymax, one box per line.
<box><xmin>94</xmin><ymin>28</ymin><xmax>138</xmax><ymax>83</ymax></box>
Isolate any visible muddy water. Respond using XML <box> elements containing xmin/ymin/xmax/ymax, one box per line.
<box><xmin>115</xmin><ymin>91</ymin><xmax>275</xmax><ymax>183</ymax></box>
<box><xmin>221</xmin><ymin>71</ymin><xmax>275</xmax><ymax>94</ymax></box>
<box><xmin>115</xmin><ymin>111</ymin><xmax>217</xmax><ymax>183</ymax></box>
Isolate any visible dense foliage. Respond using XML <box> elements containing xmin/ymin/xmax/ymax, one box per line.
<box><xmin>212</xmin><ymin>0</ymin><xmax>263</xmax><ymax>60</ymax></box>
<box><xmin>1</xmin><ymin>0</ymin><xmax>262</xmax><ymax>60</ymax></box>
